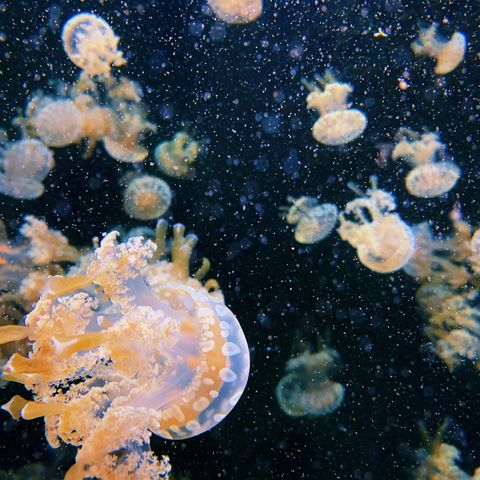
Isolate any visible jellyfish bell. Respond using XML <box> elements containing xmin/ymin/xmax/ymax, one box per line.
<box><xmin>62</xmin><ymin>12</ymin><xmax>126</xmax><ymax>77</ymax></box>
<box><xmin>312</xmin><ymin>109</ymin><xmax>367</xmax><ymax>146</ymax></box>
<box><xmin>406</xmin><ymin>161</ymin><xmax>460</xmax><ymax>198</ymax></box>
<box><xmin>207</xmin><ymin>0</ymin><xmax>263</xmax><ymax>24</ymax></box>
<box><xmin>295</xmin><ymin>203</ymin><xmax>338</xmax><ymax>244</ymax></box>
<box><xmin>124</xmin><ymin>175</ymin><xmax>172</xmax><ymax>221</ymax></box>
<box><xmin>0</xmin><ymin>175</ymin><xmax>44</xmax><ymax>200</ymax></box>
<box><xmin>412</xmin><ymin>23</ymin><xmax>466</xmax><ymax>75</ymax></box>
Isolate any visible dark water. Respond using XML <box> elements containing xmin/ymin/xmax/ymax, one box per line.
<box><xmin>0</xmin><ymin>0</ymin><xmax>479</xmax><ymax>478</ymax></box>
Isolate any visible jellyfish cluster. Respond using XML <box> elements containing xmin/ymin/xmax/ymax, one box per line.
<box><xmin>276</xmin><ymin>340</ymin><xmax>344</xmax><ymax>417</ymax></box>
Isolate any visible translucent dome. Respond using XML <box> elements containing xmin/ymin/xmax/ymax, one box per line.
<box><xmin>123</xmin><ymin>175</ymin><xmax>172</xmax><ymax>220</ymax></box>
<box><xmin>154</xmin><ymin>131</ymin><xmax>199</xmax><ymax>178</ymax></box>
<box><xmin>62</xmin><ymin>13</ymin><xmax>126</xmax><ymax>77</ymax></box>
<box><xmin>406</xmin><ymin>162</ymin><xmax>460</xmax><ymax>198</ymax></box>
<box><xmin>208</xmin><ymin>0</ymin><xmax>263</xmax><ymax>24</ymax></box>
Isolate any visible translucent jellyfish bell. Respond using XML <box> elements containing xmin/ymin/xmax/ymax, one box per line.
<box><xmin>154</xmin><ymin>131</ymin><xmax>200</xmax><ymax>178</ymax></box>
<box><xmin>412</xmin><ymin>23</ymin><xmax>466</xmax><ymax>75</ymax></box>
<box><xmin>276</xmin><ymin>341</ymin><xmax>344</xmax><ymax>417</ymax></box>
<box><xmin>392</xmin><ymin>130</ymin><xmax>460</xmax><ymax>198</ymax></box>
<box><xmin>283</xmin><ymin>196</ymin><xmax>338</xmax><ymax>244</ymax></box>
<box><xmin>123</xmin><ymin>175</ymin><xmax>172</xmax><ymax>221</ymax></box>
<box><xmin>62</xmin><ymin>12</ymin><xmax>126</xmax><ymax>77</ymax></box>
<box><xmin>302</xmin><ymin>73</ymin><xmax>367</xmax><ymax>146</ymax></box>
<box><xmin>208</xmin><ymin>0</ymin><xmax>263</xmax><ymax>24</ymax></box>
<box><xmin>338</xmin><ymin>179</ymin><xmax>415</xmax><ymax>273</ymax></box>
<box><xmin>0</xmin><ymin>139</ymin><xmax>54</xmax><ymax>200</ymax></box>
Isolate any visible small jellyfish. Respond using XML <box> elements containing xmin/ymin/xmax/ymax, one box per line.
<box><xmin>124</xmin><ymin>175</ymin><xmax>172</xmax><ymax>221</ymax></box>
<box><xmin>412</xmin><ymin>23</ymin><xmax>466</xmax><ymax>75</ymax></box>
<box><xmin>282</xmin><ymin>196</ymin><xmax>338</xmax><ymax>244</ymax></box>
<box><xmin>154</xmin><ymin>131</ymin><xmax>200</xmax><ymax>178</ymax></box>
<box><xmin>392</xmin><ymin>129</ymin><xmax>460</xmax><ymax>198</ymax></box>
<box><xmin>62</xmin><ymin>12</ymin><xmax>126</xmax><ymax>77</ymax></box>
<box><xmin>208</xmin><ymin>0</ymin><xmax>263</xmax><ymax>24</ymax></box>
<box><xmin>338</xmin><ymin>178</ymin><xmax>415</xmax><ymax>273</ymax></box>
<box><xmin>27</xmin><ymin>98</ymin><xmax>84</xmax><ymax>148</ymax></box>
<box><xmin>0</xmin><ymin>139</ymin><xmax>54</xmax><ymax>200</ymax></box>
<box><xmin>302</xmin><ymin>72</ymin><xmax>367</xmax><ymax>146</ymax></box>
<box><xmin>276</xmin><ymin>340</ymin><xmax>344</xmax><ymax>417</ymax></box>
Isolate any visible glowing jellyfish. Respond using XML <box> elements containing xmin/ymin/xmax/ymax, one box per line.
<box><xmin>338</xmin><ymin>178</ymin><xmax>415</xmax><ymax>273</ymax></box>
<box><xmin>302</xmin><ymin>72</ymin><xmax>367</xmax><ymax>146</ymax></box>
<box><xmin>412</xmin><ymin>23</ymin><xmax>466</xmax><ymax>75</ymax></box>
<box><xmin>154</xmin><ymin>131</ymin><xmax>200</xmax><ymax>178</ymax></box>
<box><xmin>62</xmin><ymin>12</ymin><xmax>126</xmax><ymax>77</ymax></box>
<box><xmin>0</xmin><ymin>139</ymin><xmax>54</xmax><ymax>199</ymax></box>
<box><xmin>124</xmin><ymin>175</ymin><xmax>172</xmax><ymax>221</ymax></box>
<box><xmin>208</xmin><ymin>0</ymin><xmax>263</xmax><ymax>24</ymax></box>
<box><xmin>283</xmin><ymin>196</ymin><xmax>338</xmax><ymax>244</ymax></box>
<box><xmin>0</xmin><ymin>221</ymin><xmax>249</xmax><ymax>479</ymax></box>
<box><xmin>276</xmin><ymin>340</ymin><xmax>344</xmax><ymax>417</ymax></box>
<box><xmin>392</xmin><ymin>129</ymin><xmax>460</xmax><ymax>198</ymax></box>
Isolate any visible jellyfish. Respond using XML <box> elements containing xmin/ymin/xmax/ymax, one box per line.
<box><xmin>0</xmin><ymin>139</ymin><xmax>54</xmax><ymax>199</ymax></box>
<box><xmin>302</xmin><ymin>72</ymin><xmax>367</xmax><ymax>146</ymax></box>
<box><xmin>61</xmin><ymin>12</ymin><xmax>126</xmax><ymax>78</ymax></box>
<box><xmin>412</xmin><ymin>23</ymin><xmax>467</xmax><ymax>75</ymax></box>
<box><xmin>338</xmin><ymin>178</ymin><xmax>415</xmax><ymax>273</ymax></box>
<box><xmin>207</xmin><ymin>0</ymin><xmax>263</xmax><ymax>24</ymax></box>
<box><xmin>392</xmin><ymin>129</ymin><xmax>460</xmax><ymax>198</ymax></box>
<box><xmin>124</xmin><ymin>175</ymin><xmax>173</xmax><ymax>221</ymax></box>
<box><xmin>154</xmin><ymin>131</ymin><xmax>200</xmax><ymax>178</ymax></box>
<box><xmin>276</xmin><ymin>339</ymin><xmax>344</xmax><ymax>417</ymax></box>
<box><xmin>282</xmin><ymin>196</ymin><xmax>338</xmax><ymax>244</ymax></box>
<box><xmin>0</xmin><ymin>221</ymin><xmax>249</xmax><ymax>479</ymax></box>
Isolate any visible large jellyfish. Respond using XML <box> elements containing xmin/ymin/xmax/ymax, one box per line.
<box><xmin>0</xmin><ymin>139</ymin><xmax>54</xmax><ymax>199</ymax></box>
<box><xmin>282</xmin><ymin>196</ymin><xmax>338</xmax><ymax>244</ymax></box>
<box><xmin>154</xmin><ymin>131</ymin><xmax>200</xmax><ymax>179</ymax></box>
<box><xmin>61</xmin><ymin>12</ymin><xmax>126</xmax><ymax>78</ymax></box>
<box><xmin>391</xmin><ymin>129</ymin><xmax>460</xmax><ymax>198</ymax></box>
<box><xmin>302</xmin><ymin>72</ymin><xmax>367</xmax><ymax>146</ymax></box>
<box><xmin>207</xmin><ymin>0</ymin><xmax>263</xmax><ymax>24</ymax></box>
<box><xmin>338</xmin><ymin>178</ymin><xmax>415</xmax><ymax>273</ymax></box>
<box><xmin>124</xmin><ymin>175</ymin><xmax>172</xmax><ymax>221</ymax></box>
<box><xmin>412</xmin><ymin>23</ymin><xmax>467</xmax><ymax>75</ymax></box>
<box><xmin>0</xmin><ymin>221</ymin><xmax>249</xmax><ymax>479</ymax></box>
<box><xmin>276</xmin><ymin>339</ymin><xmax>344</xmax><ymax>417</ymax></box>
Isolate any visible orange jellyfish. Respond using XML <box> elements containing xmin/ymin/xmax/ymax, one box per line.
<box><xmin>412</xmin><ymin>23</ymin><xmax>467</xmax><ymax>75</ymax></box>
<box><xmin>338</xmin><ymin>178</ymin><xmax>415</xmax><ymax>273</ymax></box>
<box><xmin>282</xmin><ymin>196</ymin><xmax>338</xmax><ymax>244</ymax></box>
<box><xmin>0</xmin><ymin>139</ymin><xmax>54</xmax><ymax>199</ymax></box>
<box><xmin>207</xmin><ymin>0</ymin><xmax>263</xmax><ymax>24</ymax></box>
<box><xmin>302</xmin><ymin>72</ymin><xmax>367</xmax><ymax>146</ymax></box>
<box><xmin>276</xmin><ymin>340</ymin><xmax>344</xmax><ymax>417</ymax></box>
<box><xmin>154</xmin><ymin>131</ymin><xmax>200</xmax><ymax>179</ymax></box>
<box><xmin>392</xmin><ymin>129</ymin><xmax>460</xmax><ymax>198</ymax></box>
<box><xmin>0</xmin><ymin>220</ymin><xmax>249</xmax><ymax>479</ymax></box>
<box><xmin>61</xmin><ymin>12</ymin><xmax>126</xmax><ymax>78</ymax></box>
<box><xmin>124</xmin><ymin>175</ymin><xmax>172</xmax><ymax>221</ymax></box>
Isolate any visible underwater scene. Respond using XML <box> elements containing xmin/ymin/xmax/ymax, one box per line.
<box><xmin>0</xmin><ymin>0</ymin><xmax>479</xmax><ymax>479</ymax></box>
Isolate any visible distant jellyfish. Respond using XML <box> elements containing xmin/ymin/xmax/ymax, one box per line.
<box><xmin>392</xmin><ymin>129</ymin><xmax>460</xmax><ymax>198</ymax></box>
<box><xmin>282</xmin><ymin>196</ymin><xmax>338</xmax><ymax>244</ymax></box>
<box><xmin>123</xmin><ymin>175</ymin><xmax>172</xmax><ymax>221</ymax></box>
<box><xmin>62</xmin><ymin>12</ymin><xmax>126</xmax><ymax>77</ymax></box>
<box><xmin>338</xmin><ymin>177</ymin><xmax>415</xmax><ymax>273</ymax></box>
<box><xmin>29</xmin><ymin>98</ymin><xmax>84</xmax><ymax>148</ymax></box>
<box><xmin>208</xmin><ymin>0</ymin><xmax>263</xmax><ymax>24</ymax></box>
<box><xmin>276</xmin><ymin>340</ymin><xmax>345</xmax><ymax>417</ymax></box>
<box><xmin>412</xmin><ymin>23</ymin><xmax>466</xmax><ymax>75</ymax></box>
<box><xmin>154</xmin><ymin>131</ymin><xmax>200</xmax><ymax>178</ymax></box>
<box><xmin>302</xmin><ymin>72</ymin><xmax>367</xmax><ymax>146</ymax></box>
<box><xmin>0</xmin><ymin>139</ymin><xmax>54</xmax><ymax>200</ymax></box>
